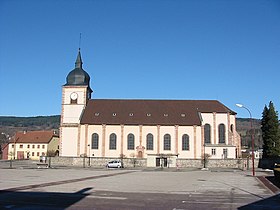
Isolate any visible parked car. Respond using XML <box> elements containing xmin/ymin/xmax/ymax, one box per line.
<box><xmin>106</xmin><ymin>160</ymin><xmax>123</xmax><ymax>168</ymax></box>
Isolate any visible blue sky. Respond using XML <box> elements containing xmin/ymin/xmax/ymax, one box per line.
<box><xmin>0</xmin><ymin>0</ymin><xmax>279</xmax><ymax>119</ymax></box>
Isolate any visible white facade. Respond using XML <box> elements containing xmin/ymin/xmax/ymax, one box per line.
<box><xmin>60</xmin><ymin>93</ymin><xmax>241</xmax><ymax>163</ymax></box>
<box><xmin>8</xmin><ymin>132</ymin><xmax>59</xmax><ymax>160</ymax></box>
<box><xmin>60</xmin><ymin>86</ymin><xmax>90</xmax><ymax>157</ymax></box>
<box><xmin>70</xmin><ymin>117</ymin><xmax>239</xmax><ymax>160</ymax></box>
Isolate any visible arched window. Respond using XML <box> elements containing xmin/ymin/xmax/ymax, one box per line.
<box><xmin>164</xmin><ymin>134</ymin><xmax>171</xmax><ymax>150</ymax></box>
<box><xmin>70</xmin><ymin>99</ymin><xmax>77</xmax><ymax>104</ymax></box>
<box><xmin>127</xmin><ymin>133</ymin><xmax>135</xmax><ymax>150</ymax></box>
<box><xmin>146</xmin><ymin>133</ymin><xmax>154</xmax><ymax>150</ymax></box>
<box><xmin>204</xmin><ymin>124</ymin><xmax>211</xmax><ymax>144</ymax></box>
<box><xmin>91</xmin><ymin>133</ymin><xmax>99</xmax><ymax>149</ymax></box>
<box><xmin>218</xmin><ymin>124</ymin><xmax>226</xmax><ymax>144</ymax></box>
<box><xmin>109</xmin><ymin>133</ymin><xmax>117</xmax><ymax>150</ymax></box>
<box><xmin>182</xmin><ymin>134</ymin><xmax>190</xmax><ymax>150</ymax></box>
<box><xmin>230</xmin><ymin>124</ymin><xmax>234</xmax><ymax>133</ymax></box>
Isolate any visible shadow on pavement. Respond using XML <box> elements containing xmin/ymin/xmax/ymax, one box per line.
<box><xmin>265</xmin><ymin>176</ymin><xmax>280</xmax><ymax>189</ymax></box>
<box><xmin>0</xmin><ymin>187</ymin><xmax>92</xmax><ymax>210</ymax></box>
<box><xmin>238</xmin><ymin>193</ymin><xmax>280</xmax><ymax>210</ymax></box>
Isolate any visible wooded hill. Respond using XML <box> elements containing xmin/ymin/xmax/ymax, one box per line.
<box><xmin>0</xmin><ymin>116</ymin><xmax>60</xmax><ymax>143</ymax></box>
<box><xmin>0</xmin><ymin>115</ymin><xmax>262</xmax><ymax>149</ymax></box>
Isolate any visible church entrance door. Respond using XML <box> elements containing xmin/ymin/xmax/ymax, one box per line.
<box><xmin>156</xmin><ymin>158</ymin><xmax>160</xmax><ymax>167</ymax></box>
<box><xmin>156</xmin><ymin>157</ymin><xmax>167</xmax><ymax>167</ymax></box>
<box><xmin>138</xmin><ymin>151</ymin><xmax>143</xmax><ymax>158</ymax></box>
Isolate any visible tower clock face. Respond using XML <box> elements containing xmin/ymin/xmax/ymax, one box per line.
<box><xmin>70</xmin><ymin>92</ymin><xmax>78</xmax><ymax>100</ymax></box>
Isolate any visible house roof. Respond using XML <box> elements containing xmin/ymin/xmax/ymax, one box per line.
<box><xmin>80</xmin><ymin>99</ymin><xmax>236</xmax><ymax>126</ymax></box>
<box><xmin>11</xmin><ymin>131</ymin><xmax>58</xmax><ymax>144</ymax></box>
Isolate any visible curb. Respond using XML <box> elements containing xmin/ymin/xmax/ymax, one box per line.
<box><xmin>257</xmin><ymin>176</ymin><xmax>280</xmax><ymax>194</ymax></box>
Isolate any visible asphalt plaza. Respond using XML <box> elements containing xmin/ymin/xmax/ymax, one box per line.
<box><xmin>0</xmin><ymin>162</ymin><xmax>280</xmax><ymax>209</ymax></box>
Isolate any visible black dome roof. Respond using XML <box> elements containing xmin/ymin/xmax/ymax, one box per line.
<box><xmin>66</xmin><ymin>68</ymin><xmax>90</xmax><ymax>86</ymax></box>
<box><xmin>65</xmin><ymin>50</ymin><xmax>91</xmax><ymax>86</ymax></box>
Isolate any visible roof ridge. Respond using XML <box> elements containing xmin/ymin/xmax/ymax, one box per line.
<box><xmin>81</xmin><ymin>99</ymin><xmax>235</xmax><ymax>125</ymax></box>
<box><xmin>89</xmin><ymin>99</ymin><xmax>221</xmax><ymax>102</ymax></box>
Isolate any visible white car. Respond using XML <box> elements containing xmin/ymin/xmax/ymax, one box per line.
<box><xmin>106</xmin><ymin>160</ymin><xmax>123</xmax><ymax>168</ymax></box>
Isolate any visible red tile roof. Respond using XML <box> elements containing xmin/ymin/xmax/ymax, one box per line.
<box><xmin>11</xmin><ymin>131</ymin><xmax>58</xmax><ymax>144</ymax></box>
<box><xmin>80</xmin><ymin>99</ymin><xmax>235</xmax><ymax>126</ymax></box>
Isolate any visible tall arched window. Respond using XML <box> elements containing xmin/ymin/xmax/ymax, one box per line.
<box><xmin>146</xmin><ymin>133</ymin><xmax>154</xmax><ymax>150</ymax></box>
<box><xmin>218</xmin><ymin>124</ymin><xmax>226</xmax><ymax>144</ymax></box>
<box><xmin>204</xmin><ymin>124</ymin><xmax>211</xmax><ymax>144</ymax></box>
<box><xmin>164</xmin><ymin>134</ymin><xmax>171</xmax><ymax>150</ymax></box>
<box><xmin>91</xmin><ymin>133</ymin><xmax>99</xmax><ymax>149</ymax></box>
<box><xmin>182</xmin><ymin>134</ymin><xmax>190</xmax><ymax>150</ymax></box>
<box><xmin>109</xmin><ymin>133</ymin><xmax>117</xmax><ymax>150</ymax></box>
<box><xmin>230</xmin><ymin>124</ymin><xmax>234</xmax><ymax>133</ymax></box>
<box><xmin>127</xmin><ymin>133</ymin><xmax>135</xmax><ymax>150</ymax></box>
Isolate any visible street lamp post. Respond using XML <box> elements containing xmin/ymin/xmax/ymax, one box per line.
<box><xmin>203</xmin><ymin>143</ymin><xmax>206</xmax><ymax>168</ymax></box>
<box><xmin>236</xmin><ymin>103</ymin><xmax>255</xmax><ymax>176</ymax></box>
<box><xmin>88</xmin><ymin>144</ymin><xmax>90</xmax><ymax>167</ymax></box>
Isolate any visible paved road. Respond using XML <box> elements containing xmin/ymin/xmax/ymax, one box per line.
<box><xmin>0</xmin><ymin>161</ymin><xmax>279</xmax><ymax>209</ymax></box>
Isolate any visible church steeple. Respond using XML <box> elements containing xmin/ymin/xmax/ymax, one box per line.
<box><xmin>75</xmin><ymin>48</ymin><xmax>83</xmax><ymax>69</ymax></box>
<box><xmin>65</xmin><ymin>49</ymin><xmax>91</xmax><ymax>88</ymax></box>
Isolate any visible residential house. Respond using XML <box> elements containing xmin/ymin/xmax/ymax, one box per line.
<box><xmin>7</xmin><ymin>130</ymin><xmax>59</xmax><ymax>160</ymax></box>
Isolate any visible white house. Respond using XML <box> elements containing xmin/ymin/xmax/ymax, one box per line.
<box><xmin>8</xmin><ymin>130</ymin><xmax>59</xmax><ymax>160</ymax></box>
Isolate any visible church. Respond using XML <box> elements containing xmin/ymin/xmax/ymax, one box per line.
<box><xmin>60</xmin><ymin>50</ymin><xmax>241</xmax><ymax>167</ymax></box>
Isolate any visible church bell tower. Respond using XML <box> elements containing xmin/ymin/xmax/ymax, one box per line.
<box><xmin>60</xmin><ymin>49</ymin><xmax>92</xmax><ymax>156</ymax></box>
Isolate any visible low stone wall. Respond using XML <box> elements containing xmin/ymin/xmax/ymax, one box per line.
<box><xmin>208</xmin><ymin>159</ymin><xmax>242</xmax><ymax>169</ymax></box>
<box><xmin>49</xmin><ymin>156</ymin><xmax>146</xmax><ymax>168</ymax></box>
<box><xmin>176</xmin><ymin>159</ymin><xmax>201</xmax><ymax>168</ymax></box>
<box><xmin>210</xmin><ymin>158</ymin><xmax>259</xmax><ymax>170</ymax></box>
<box><xmin>177</xmin><ymin>158</ymin><xmax>260</xmax><ymax>169</ymax></box>
<box><xmin>49</xmin><ymin>156</ymin><xmax>259</xmax><ymax>169</ymax></box>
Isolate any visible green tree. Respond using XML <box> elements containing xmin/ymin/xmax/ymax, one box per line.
<box><xmin>261</xmin><ymin>105</ymin><xmax>269</xmax><ymax>157</ymax></box>
<box><xmin>261</xmin><ymin>101</ymin><xmax>280</xmax><ymax>158</ymax></box>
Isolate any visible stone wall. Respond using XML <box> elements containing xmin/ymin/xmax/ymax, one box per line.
<box><xmin>177</xmin><ymin>159</ymin><xmax>201</xmax><ymax>168</ymax></box>
<box><xmin>49</xmin><ymin>156</ymin><xmax>146</xmax><ymax>168</ymax></box>
<box><xmin>49</xmin><ymin>156</ymin><xmax>259</xmax><ymax>169</ymax></box>
<box><xmin>208</xmin><ymin>159</ymin><xmax>242</xmax><ymax>169</ymax></box>
<box><xmin>175</xmin><ymin>158</ymin><xmax>259</xmax><ymax>169</ymax></box>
